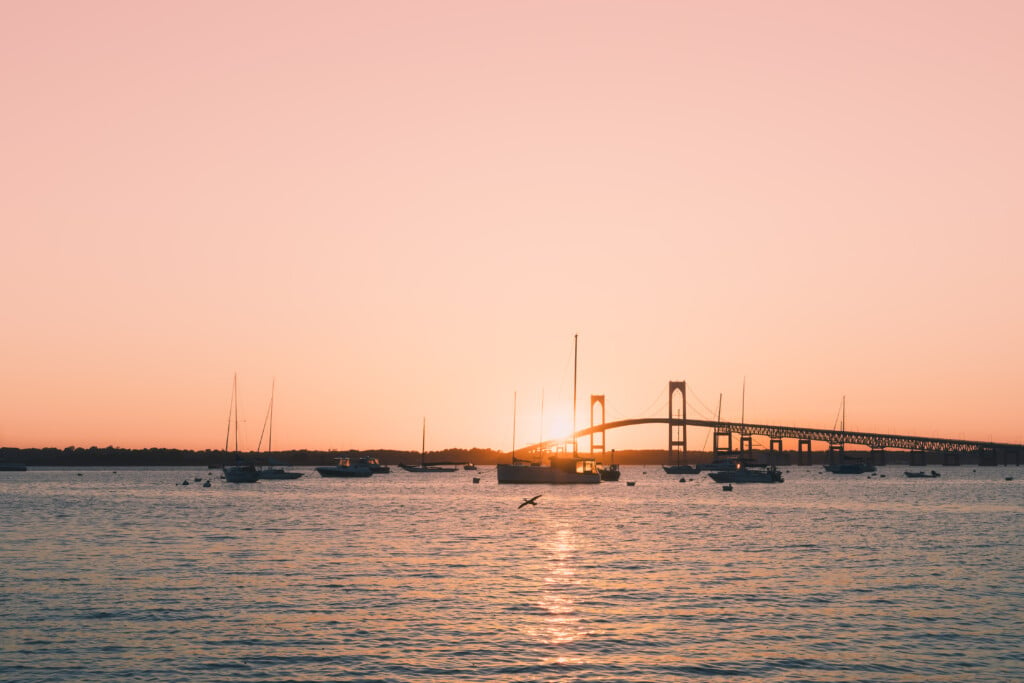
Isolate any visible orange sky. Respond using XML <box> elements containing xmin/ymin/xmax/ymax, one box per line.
<box><xmin>2</xmin><ymin>1</ymin><xmax>1022</xmax><ymax>452</ymax></box>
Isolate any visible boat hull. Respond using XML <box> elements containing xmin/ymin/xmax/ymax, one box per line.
<box><xmin>496</xmin><ymin>464</ymin><xmax>601</xmax><ymax>484</ymax></box>
<box><xmin>708</xmin><ymin>468</ymin><xmax>783</xmax><ymax>484</ymax></box>
<box><xmin>824</xmin><ymin>463</ymin><xmax>876</xmax><ymax>474</ymax></box>
<box><xmin>316</xmin><ymin>466</ymin><xmax>372</xmax><ymax>478</ymax></box>
<box><xmin>398</xmin><ymin>464</ymin><xmax>458</xmax><ymax>473</ymax></box>
<box><xmin>662</xmin><ymin>464</ymin><xmax>699</xmax><ymax>474</ymax></box>
<box><xmin>223</xmin><ymin>465</ymin><xmax>260</xmax><ymax>483</ymax></box>
<box><xmin>708</xmin><ymin>473</ymin><xmax>778</xmax><ymax>483</ymax></box>
<box><xmin>258</xmin><ymin>469</ymin><xmax>303</xmax><ymax>480</ymax></box>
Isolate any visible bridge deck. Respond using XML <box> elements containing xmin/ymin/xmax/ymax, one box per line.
<box><xmin>522</xmin><ymin>418</ymin><xmax>1023</xmax><ymax>455</ymax></box>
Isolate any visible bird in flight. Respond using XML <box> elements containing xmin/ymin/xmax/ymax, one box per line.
<box><xmin>518</xmin><ymin>494</ymin><xmax>542</xmax><ymax>509</ymax></box>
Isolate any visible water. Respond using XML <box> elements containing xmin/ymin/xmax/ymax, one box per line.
<box><xmin>2</xmin><ymin>466</ymin><xmax>1021</xmax><ymax>682</ymax></box>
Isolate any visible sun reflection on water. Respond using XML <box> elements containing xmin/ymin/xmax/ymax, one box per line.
<box><xmin>524</xmin><ymin>524</ymin><xmax>591</xmax><ymax>648</ymax></box>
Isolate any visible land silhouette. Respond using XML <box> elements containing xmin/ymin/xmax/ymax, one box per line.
<box><xmin>1</xmin><ymin>446</ymin><xmax>1015</xmax><ymax>467</ymax></box>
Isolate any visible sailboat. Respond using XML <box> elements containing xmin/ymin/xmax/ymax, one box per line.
<box><xmin>496</xmin><ymin>335</ymin><xmax>601</xmax><ymax>484</ymax></box>
<box><xmin>255</xmin><ymin>380</ymin><xmax>303</xmax><ymax>480</ymax></box>
<box><xmin>398</xmin><ymin>418</ymin><xmax>458</xmax><ymax>472</ymax></box>
<box><xmin>221</xmin><ymin>374</ymin><xmax>259</xmax><ymax>483</ymax></box>
<box><xmin>823</xmin><ymin>396</ymin><xmax>876</xmax><ymax>474</ymax></box>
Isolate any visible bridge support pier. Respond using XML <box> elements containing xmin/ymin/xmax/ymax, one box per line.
<box><xmin>713</xmin><ymin>431</ymin><xmax>733</xmax><ymax>453</ymax></box>
<box><xmin>942</xmin><ymin>451</ymin><xmax>960</xmax><ymax>466</ymax></box>
<box><xmin>740</xmin><ymin>435</ymin><xmax>752</xmax><ymax>452</ymax></box>
<box><xmin>768</xmin><ymin>438</ymin><xmax>786</xmax><ymax>465</ymax></box>
<box><xmin>668</xmin><ymin>381</ymin><xmax>687</xmax><ymax>462</ymax></box>
<box><xmin>798</xmin><ymin>439</ymin><xmax>813</xmax><ymax>466</ymax></box>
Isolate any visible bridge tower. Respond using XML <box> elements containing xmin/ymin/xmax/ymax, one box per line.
<box><xmin>590</xmin><ymin>395</ymin><xmax>606</xmax><ymax>458</ymax></box>
<box><xmin>669</xmin><ymin>381</ymin><xmax>687</xmax><ymax>458</ymax></box>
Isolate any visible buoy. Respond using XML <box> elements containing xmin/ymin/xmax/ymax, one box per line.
<box><xmin>203</xmin><ymin>480</ymin><xmax>211</xmax><ymax>488</ymax></box>
<box><xmin>472</xmin><ymin>477</ymin><xmax>480</xmax><ymax>484</ymax></box>
<box><xmin>679</xmin><ymin>477</ymin><xmax>686</xmax><ymax>482</ymax></box>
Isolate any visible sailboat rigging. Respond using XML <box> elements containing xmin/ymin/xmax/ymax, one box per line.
<box><xmin>398</xmin><ymin>418</ymin><xmax>458</xmax><ymax>472</ymax></box>
<box><xmin>222</xmin><ymin>373</ymin><xmax>259</xmax><ymax>483</ymax></box>
<box><xmin>255</xmin><ymin>379</ymin><xmax>302</xmax><ymax>480</ymax></box>
<box><xmin>496</xmin><ymin>335</ymin><xmax>601</xmax><ymax>484</ymax></box>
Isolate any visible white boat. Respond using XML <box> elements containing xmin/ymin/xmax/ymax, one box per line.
<box><xmin>497</xmin><ymin>335</ymin><xmax>601</xmax><ymax>485</ymax></box>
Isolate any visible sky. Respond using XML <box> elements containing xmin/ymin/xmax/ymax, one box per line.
<box><xmin>2</xmin><ymin>1</ymin><xmax>1022</xmax><ymax>453</ymax></box>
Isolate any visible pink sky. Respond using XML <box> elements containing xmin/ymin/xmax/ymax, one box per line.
<box><xmin>2</xmin><ymin>1</ymin><xmax>1022</xmax><ymax>452</ymax></box>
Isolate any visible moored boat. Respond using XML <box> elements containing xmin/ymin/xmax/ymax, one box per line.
<box><xmin>221</xmin><ymin>374</ymin><xmax>259</xmax><ymax>483</ymax></box>
<box><xmin>253</xmin><ymin>380</ymin><xmax>303</xmax><ymax>480</ymax></box>
<box><xmin>316</xmin><ymin>457</ymin><xmax>373</xmax><ymax>478</ymax></box>
<box><xmin>258</xmin><ymin>465</ymin><xmax>303</xmax><ymax>480</ymax></box>
<box><xmin>824</xmin><ymin>460</ymin><xmax>876</xmax><ymax>474</ymax></box>
<box><xmin>708</xmin><ymin>463</ymin><xmax>783</xmax><ymax>483</ymax></box>
<box><xmin>497</xmin><ymin>454</ymin><xmax>602</xmax><ymax>484</ymax></box>
<box><xmin>904</xmin><ymin>470</ymin><xmax>940</xmax><ymax>478</ymax></box>
<box><xmin>223</xmin><ymin>463</ymin><xmax>260</xmax><ymax>483</ymax></box>
<box><xmin>663</xmin><ymin>463</ymin><xmax>700</xmax><ymax>474</ymax></box>
<box><xmin>496</xmin><ymin>336</ymin><xmax>601</xmax><ymax>485</ymax></box>
<box><xmin>399</xmin><ymin>419</ymin><xmax>457</xmax><ymax>472</ymax></box>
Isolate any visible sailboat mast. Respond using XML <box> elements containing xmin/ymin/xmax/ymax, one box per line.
<box><xmin>539</xmin><ymin>389</ymin><xmax>544</xmax><ymax>445</ymax></box>
<box><xmin>234</xmin><ymin>374</ymin><xmax>239</xmax><ymax>453</ymax></box>
<box><xmin>225</xmin><ymin>374</ymin><xmax>235</xmax><ymax>452</ymax></box>
<box><xmin>268</xmin><ymin>378</ymin><xmax>274</xmax><ymax>455</ymax></box>
<box><xmin>741</xmin><ymin>376</ymin><xmax>746</xmax><ymax>426</ymax></box>
<box><xmin>421</xmin><ymin>417</ymin><xmax>426</xmax><ymax>467</ymax></box>
<box><xmin>512</xmin><ymin>392</ymin><xmax>517</xmax><ymax>460</ymax></box>
<box><xmin>572</xmin><ymin>334</ymin><xmax>578</xmax><ymax>455</ymax></box>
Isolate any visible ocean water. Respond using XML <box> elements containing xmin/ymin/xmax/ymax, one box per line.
<box><xmin>1</xmin><ymin>465</ymin><xmax>1021</xmax><ymax>682</ymax></box>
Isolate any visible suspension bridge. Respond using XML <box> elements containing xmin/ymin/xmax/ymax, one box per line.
<box><xmin>521</xmin><ymin>381</ymin><xmax>1024</xmax><ymax>466</ymax></box>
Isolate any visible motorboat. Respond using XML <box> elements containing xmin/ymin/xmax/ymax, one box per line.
<box><xmin>497</xmin><ymin>454</ymin><xmax>601</xmax><ymax>484</ymax></box>
<box><xmin>599</xmin><ymin>463</ymin><xmax>621</xmax><ymax>481</ymax></box>
<box><xmin>316</xmin><ymin>457</ymin><xmax>373</xmax><ymax>478</ymax></box>
<box><xmin>824</xmin><ymin>459</ymin><xmax>876</xmax><ymax>474</ymax></box>
<box><xmin>904</xmin><ymin>470</ymin><xmax>940</xmax><ymax>478</ymax></box>
<box><xmin>258</xmin><ymin>465</ymin><xmax>303</xmax><ymax>480</ymax></box>
<box><xmin>223</xmin><ymin>463</ymin><xmax>260</xmax><ymax>483</ymax></box>
<box><xmin>708</xmin><ymin>463</ymin><xmax>783</xmax><ymax>483</ymax></box>
<box><xmin>359</xmin><ymin>456</ymin><xmax>390</xmax><ymax>474</ymax></box>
